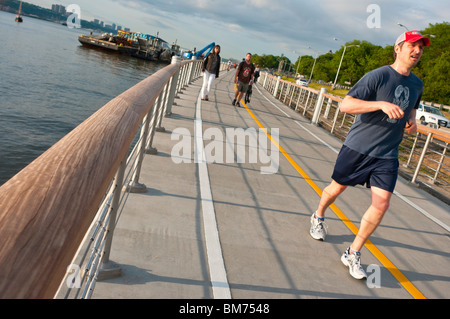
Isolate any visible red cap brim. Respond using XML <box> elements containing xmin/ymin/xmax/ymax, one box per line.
<box><xmin>407</xmin><ymin>35</ymin><xmax>431</xmax><ymax>46</ymax></box>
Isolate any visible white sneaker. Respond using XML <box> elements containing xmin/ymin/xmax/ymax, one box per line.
<box><xmin>310</xmin><ymin>213</ymin><xmax>327</xmax><ymax>241</ymax></box>
<box><xmin>341</xmin><ymin>247</ymin><xmax>367</xmax><ymax>280</ymax></box>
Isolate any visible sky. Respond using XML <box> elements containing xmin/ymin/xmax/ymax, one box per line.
<box><xmin>27</xmin><ymin>0</ymin><xmax>449</xmax><ymax>61</ymax></box>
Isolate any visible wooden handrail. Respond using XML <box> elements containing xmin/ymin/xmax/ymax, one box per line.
<box><xmin>0</xmin><ymin>60</ymin><xmax>190</xmax><ymax>298</ymax></box>
<box><xmin>322</xmin><ymin>92</ymin><xmax>343</xmax><ymax>103</ymax></box>
<box><xmin>417</xmin><ymin>124</ymin><xmax>450</xmax><ymax>144</ymax></box>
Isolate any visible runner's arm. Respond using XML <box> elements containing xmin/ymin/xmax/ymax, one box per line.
<box><xmin>340</xmin><ymin>95</ymin><xmax>405</xmax><ymax>119</ymax></box>
<box><xmin>404</xmin><ymin>109</ymin><xmax>417</xmax><ymax>134</ymax></box>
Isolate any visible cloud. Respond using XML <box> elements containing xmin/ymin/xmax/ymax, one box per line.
<box><xmin>227</xmin><ymin>23</ymin><xmax>243</xmax><ymax>33</ymax></box>
<box><xmin>33</xmin><ymin>0</ymin><xmax>450</xmax><ymax>60</ymax></box>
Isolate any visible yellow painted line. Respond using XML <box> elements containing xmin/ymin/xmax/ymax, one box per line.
<box><xmin>237</xmin><ymin>91</ymin><xmax>426</xmax><ymax>299</ymax></box>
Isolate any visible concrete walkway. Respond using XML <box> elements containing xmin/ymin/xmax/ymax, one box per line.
<box><xmin>91</xmin><ymin>69</ymin><xmax>450</xmax><ymax>299</ymax></box>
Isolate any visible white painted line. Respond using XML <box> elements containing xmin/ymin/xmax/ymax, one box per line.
<box><xmin>393</xmin><ymin>190</ymin><xmax>450</xmax><ymax>232</ymax></box>
<box><xmin>194</xmin><ymin>92</ymin><xmax>232</xmax><ymax>299</ymax></box>
<box><xmin>254</xmin><ymin>84</ymin><xmax>450</xmax><ymax>233</ymax></box>
<box><xmin>294</xmin><ymin>120</ymin><xmax>339</xmax><ymax>154</ymax></box>
<box><xmin>254</xmin><ymin>85</ymin><xmax>339</xmax><ymax>154</ymax></box>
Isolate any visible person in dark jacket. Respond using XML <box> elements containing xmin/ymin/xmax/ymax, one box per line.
<box><xmin>201</xmin><ymin>45</ymin><xmax>221</xmax><ymax>101</ymax></box>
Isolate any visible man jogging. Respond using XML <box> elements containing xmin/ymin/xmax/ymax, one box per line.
<box><xmin>232</xmin><ymin>53</ymin><xmax>255</xmax><ymax>107</ymax></box>
<box><xmin>309</xmin><ymin>31</ymin><xmax>430</xmax><ymax>279</ymax></box>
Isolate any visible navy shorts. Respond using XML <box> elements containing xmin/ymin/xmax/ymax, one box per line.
<box><xmin>332</xmin><ymin>145</ymin><xmax>399</xmax><ymax>193</ymax></box>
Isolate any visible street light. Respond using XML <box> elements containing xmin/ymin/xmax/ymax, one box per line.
<box><xmin>397</xmin><ymin>23</ymin><xmax>409</xmax><ymax>31</ymax></box>
<box><xmin>307</xmin><ymin>46</ymin><xmax>318</xmax><ymax>83</ymax></box>
<box><xmin>332</xmin><ymin>43</ymin><xmax>359</xmax><ymax>90</ymax></box>
<box><xmin>295</xmin><ymin>56</ymin><xmax>302</xmax><ymax>75</ymax></box>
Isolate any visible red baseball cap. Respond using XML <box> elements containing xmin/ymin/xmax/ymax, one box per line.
<box><xmin>395</xmin><ymin>30</ymin><xmax>431</xmax><ymax>46</ymax></box>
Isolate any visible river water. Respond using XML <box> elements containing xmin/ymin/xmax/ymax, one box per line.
<box><xmin>0</xmin><ymin>11</ymin><xmax>167</xmax><ymax>185</ymax></box>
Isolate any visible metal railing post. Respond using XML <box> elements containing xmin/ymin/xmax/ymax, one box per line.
<box><xmin>330</xmin><ymin>102</ymin><xmax>340</xmax><ymax>134</ymax></box>
<box><xmin>411</xmin><ymin>132</ymin><xmax>433</xmax><ymax>184</ymax></box>
<box><xmin>289</xmin><ymin>86</ymin><xmax>295</xmax><ymax>108</ymax></box>
<box><xmin>405</xmin><ymin>134</ymin><xmax>420</xmax><ymax>168</ymax></box>
<box><xmin>194</xmin><ymin>60</ymin><xmax>202</xmax><ymax>79</ymax></box>
<box><xmin>165</xmin><ymin>56</ymin><xmax>182</xmax><ymax>116</ymax></box>
<box><xmin>295</xmin><ymin>87</ymin><xmax>302</xmax><ymax>111</ymax></box>
<box><xmin>303</xmin><ymin>91</ymin><xmax>311</xmax><ymax>115</ymax></box>
<box><xmin>156</xmin><ymin>82</ymin><xmax>169</xmax><ymax>132</ymax></box>
<box><xmin>188</xmin><ymin>57</ymin><xmax>196</xmax><ymax>84</ymax></box>
<box><xmin>179</xmin><ymin>63</ymin><xmax>188</xmax><ymax>91</ymax></box>
<box><xmin>97</xmin><ymin>158</ymin><xmax>127</xmax><ymax>280</ymax></box>
<box><xmin>145</xmin><ymin>98</ymin><xmax>160</xmax><ymax>155</ymax></box>
<box><xmin>283</xmin><ymin>83</ymin><xmax>288</xmax><ymax>103</ymax></box>
<box><xmin>273</xmin><ymin>76</ymin><xmax>281</xmax><ymax>98</ymax></box>
<box><xmin>262</xmin><ymin>73</ymin><xmax>268</xmax><ymax>88</ymax></box>
<box><xmin>127</xmin><ymin>108</ymin><xmax>153</xmax><ymax>193</ymax></box>
<box><xmin>324</xmin><ymin>97</ymin><xmax>332</xmax><ymax>118</ymax></box>
<box><xmin>432</xmin><ymin>142</ymin><xmax>448</xmax><ymax>183</ymax></box>
<box><xmin>312</xmin><ymin>88</ymin><xmax>326</xmax><ymax>125</ymax></box>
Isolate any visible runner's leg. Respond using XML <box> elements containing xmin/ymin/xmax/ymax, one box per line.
<box><xmin>316</xmin><ymin>180</ymin><xmax>347</xmax><ymax>218</ymax></box>
<box><xmin>350</xmin><ymin>186</ymin><xmax>392</xmax><ymax>251</ymax></box>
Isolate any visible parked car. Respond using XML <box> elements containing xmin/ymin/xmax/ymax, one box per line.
<box><xmin>416</xmin><ymin>104</ymin><xmax>450</xmax><ymax>128</ymax></box>
<box><xmin>296</xmin><ymin>79</ymin><xmax>308</xmax><ymax>87</ymax></box>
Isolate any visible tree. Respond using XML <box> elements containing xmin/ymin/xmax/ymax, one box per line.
<box><xmin>416</xmin><ymin>22</ymin><xmax>450</xmax><ymax>104</ymax></box>
<box><xmin>421</xmin><ymin>51</ymin><xmax>450</xmax><ymax>103</ymax></box>
<box><xmin>251</xmin><ymin>54</ymin><xmax>281</xmax><ymax>69</ymax></box>
<box><xmin>253</xmin><ymin>22</ymin><xmax>449</xmax><ymax>104</ymax></box>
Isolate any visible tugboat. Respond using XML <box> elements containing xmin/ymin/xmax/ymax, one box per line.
<box><xmin>131</xmin><ymin>36</ymin><xmax>158</xmax><ymax>61</ymax></box>
<box><xmin>78</xmin><ymin>31</ymin><xmax>138</xmax><ymax>54</ymax></box>
<box><xmin>107</xmin><ymin>30</ymin><xmax>180</xmax><ymax>63</ymax></box>
<box><xmin>78</xmin><ymin>30</ymin><xmax>181</xmax><ymax>63</ymax></box>
<box><xmin>15</xmin><ymin>0</ymin><xmax>23</xmax><ymax>22</ymax></box>
<box><xmin>129</xmin><ymin>31</ymin><xmax>175</xmax><ymax>62</ymax></box>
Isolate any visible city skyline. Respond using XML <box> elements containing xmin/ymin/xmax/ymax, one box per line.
<box><xmin>48</xmin><ymin>3</ymin><xmax>131</xmax><ymax>33</ymax></box>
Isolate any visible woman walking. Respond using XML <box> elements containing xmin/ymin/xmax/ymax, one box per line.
<box><xmin>201</xmin><ymin>45</ymin><xmax>221</xmax><ymax>101</ymax></box>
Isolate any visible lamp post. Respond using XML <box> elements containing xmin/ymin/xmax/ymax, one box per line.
<box><xmin>295</xmin><ymin>56</ymin><xmax>302</xmax><ymax>75</ymax></box>
<box><xmin>332</xmin><ymin>44</ymin><xmax>359</xmax><ymax>90</ymax></box>
<box><xmin>309</xmin><ymin>54</ymin><xmax>317</xmax><ymax>83</ymax></box>
<box><xmin>397</xmin><ymin>23</ymin><xmax>409</xmax><ymax>31</ymax></box>
<box><xmin>307</xmin><ymin>46</ymin><xmax>318</xmax><ymax>83</ymax></box>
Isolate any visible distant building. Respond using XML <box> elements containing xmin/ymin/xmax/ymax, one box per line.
<box><xmin>51</xmin><ymin>4</ymin><xmax>66</xmax><ymax>15</ymax></box>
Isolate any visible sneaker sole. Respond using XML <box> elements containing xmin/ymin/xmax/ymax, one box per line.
<box><xmin>341</xmin><ymin>255</ymin><xmax>367</xmax><ymax>280</ymax></box>
<box><xmin>310</xmin><ymin>215</ymin><xmax>326</xmax><ymax>241</ymax></box>
<box><xmin>309</xmin><ymin>230</ymin><xmax>325</xmax><ymax>241</ymax></box>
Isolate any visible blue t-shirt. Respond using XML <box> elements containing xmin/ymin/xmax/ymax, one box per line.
<box><xmin>344</xmin><ymin>65</ymin><xmax>423</xmax><ymax>159</ymax></box>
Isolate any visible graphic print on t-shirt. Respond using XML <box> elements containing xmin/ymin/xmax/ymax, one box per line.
<box><xmin>387</xmin><ymin>84</ymin><xmax>410</xmax><ymax>123</ymax></box>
